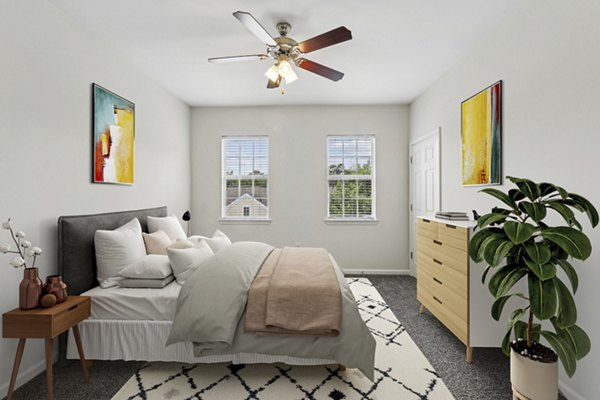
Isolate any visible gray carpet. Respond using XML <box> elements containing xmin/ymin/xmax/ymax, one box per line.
<box><xmin>4</xmin><ymin>275</ymin><xmax>567</xmax><ymax>400</ymax></box>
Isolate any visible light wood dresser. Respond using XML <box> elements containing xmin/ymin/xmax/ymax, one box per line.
<box><xmin>416</xmin><ymin>216</ymin><xmax>504</xmax><ymax>362</ymax></box>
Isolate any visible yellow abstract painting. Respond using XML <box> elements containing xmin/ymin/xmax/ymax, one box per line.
<box><xmin>461</xmin><ymin>81</ymin><xmax>502</xmax><ymax>185</ymax></box>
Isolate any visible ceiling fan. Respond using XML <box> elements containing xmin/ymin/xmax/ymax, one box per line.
<box><xmin>208</xmin><ymin>11</ymin><xmax>352</xmax><ymax>89</ymax></box>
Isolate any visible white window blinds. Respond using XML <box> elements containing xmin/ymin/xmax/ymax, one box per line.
<box><xmin>327</xmin><ymin>136</ymin><xmax>376</xmax><ymax>219</ymax></box>
<box><xmin>222</xmin><ymin>136</ymin><xmax>269</xmax><ymax>219</ymax></box>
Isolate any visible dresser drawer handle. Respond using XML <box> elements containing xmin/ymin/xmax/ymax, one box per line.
<box><xmin>433</xmin><ymin>259</ymin><xmax>442</xmax><ymax>265</ymax></box>
<box><xmin>433</xmin><ymin>277</ymin><xmax>443</xmax><ymax>285</ymax></box>
<box><xmin>433</xmin><ymin>240</ymin><xmax>442</xmax><ymax>245</ymax></box>
<box><xmin>445</xmin><ymin>224</ymin><xmax>456</xmax><ymax>229</ymax></box>
<box><xmin>423</xmin><ymin>219</ymin><xmax>431</xmax><ymax>223</ymax></box>
<box><xmin>433</xmin><ymin>296</ymin><xmax>443</xmax><ymax>304</ymax></box>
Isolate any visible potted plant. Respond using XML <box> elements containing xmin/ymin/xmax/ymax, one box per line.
<box><xmin>470</xmin><ymin>176</ymin><xmax>597</xmax><ymax>400</ymax></box>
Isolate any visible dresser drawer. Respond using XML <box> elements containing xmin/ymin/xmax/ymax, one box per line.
<box><xmin>418</xmin><ymin>267</ymin><xmax>468</xmax><ymax>321</ymax></box>
<box><xmin>418</xmin><ymin>253</ymin><xmax>467</xmax><ymax>298</ymax></box>
<box><xmin>420</xmin><ymin>238</ymin><xmax>468</xmax><ymax>276</ymax></box>
<box><xmin>417</xmin><ymin>218</ymin><xmax>437</xmax><ymax>240</ymax></box>
<box><xmin>438</xmin><ymin>223</ymin><xmax>468</xmax><ymax>252</ymax></box>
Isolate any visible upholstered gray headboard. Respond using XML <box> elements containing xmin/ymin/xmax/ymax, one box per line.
<box><xmin>58</xmin><ymin>206</ymin><xmax>168</xmax><ymax>295</ymax></box>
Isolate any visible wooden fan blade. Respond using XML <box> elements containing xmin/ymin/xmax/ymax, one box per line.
<box><xmin>297</xmin><ymin>26</ymin><xmax>352</xmax><ymax>54</ymax></box>
<box><xmin>267</xmin><ymin>76</ymin><xmax>281</xmax><ymax>89</ymax></box>
<box><xmin>208</xmin><ymin>54</ymin><xmax>268</xmax><ymax>63</ymax></box>
<box><xmin>233</xmin><ymin>11</ymin><xmax>277</xmax><ymax>46</ymax></box>
<box><xmin>296</xmin><ymin>58</ymin><xmax>344</xmax><ymax>82</ymax></box>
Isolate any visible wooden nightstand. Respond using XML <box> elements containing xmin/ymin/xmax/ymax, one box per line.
<box><xmin>2</xmin><ymin>296</ymin><xmax>91</xmax><ymax>400</ymax></box>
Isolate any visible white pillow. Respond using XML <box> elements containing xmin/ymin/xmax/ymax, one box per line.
<box><xmin>189</xmin><ymin>229</ymin><xmax>232</xmax><ymax>253</ymax></box>
<box><xmin>168</xmin><ymin>238</ymin><xmax>197</xmax><ymax>250</ymax></box>
<box><xmin>120</xmin><ymin>254</ymin><xmax>172</xmax><ymax>279</ymax></box>
<box><xmin>147</xmin><ymin>215</ymin><xmax>187</xmax><ymax>241</ymax></box>
<box><xmin>95</xmin><ymin>218</ymin><xmax>146</xmax><ymax>288</ymax></box>
<box><xmin>167</xmin><ymin>240</ymin><xmax>213</xmax><ymax>284</ymax></box>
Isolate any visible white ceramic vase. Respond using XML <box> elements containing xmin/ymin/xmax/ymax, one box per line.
<box><xmin>510</xmin><ymin>348</ymin><xmax>558</xmax><ymax>400</ymax></box>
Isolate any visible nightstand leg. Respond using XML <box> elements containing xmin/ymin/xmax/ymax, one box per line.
<box><xmin>45</xmin><ymin>338</ymin><xmax>54</xmax><ymax>400</ymax></box>
<box><xmin>7</xmin><ymin>338</ymin><xmax>26</xmax><ymax>400</ymax></box>
<box><xmin>73</xmin><ymin>325</ymin><xmax>89</xmax><ymax>383</ymax></box>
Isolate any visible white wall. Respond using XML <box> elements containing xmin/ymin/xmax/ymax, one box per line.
<box><xmin>409</xmin><ymin>0</ymin><xmax>600</xmax><ymax>398</ymax></box>
<box><xmin>191</xmin><ymin>106</ymin><xmax>409</xmax><ymax>273</ymax></box>
<box><xmin>0</xmin><ymin>0</ymin><xmax>191</xmax><ymax>395</ymax></box>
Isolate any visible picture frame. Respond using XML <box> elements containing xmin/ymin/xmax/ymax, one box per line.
<box><xmin>461</xmin><ymin>80</ymin><xmax>502</xmax><ymax>186</ymax></box>
<box><xmin>93</xmin><ymin>83</ymin><xmax>135</xmax><ymax>185</ymax></box>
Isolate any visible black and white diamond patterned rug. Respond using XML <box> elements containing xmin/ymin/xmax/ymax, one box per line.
<box><xmin>112</xmin><ymin>278</ymin><xmax>454</xmax><ymax>399</ymax></box>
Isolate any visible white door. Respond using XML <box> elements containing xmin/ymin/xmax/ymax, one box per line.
<box><xmin>409</xmin><ymin>128</ymin><xmax>441</xmax><ymax>275</ymax></box>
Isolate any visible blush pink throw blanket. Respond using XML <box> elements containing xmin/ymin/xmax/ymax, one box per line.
<box><xmin>245</xmin><ymin>247</ymin><xmax>342</xmax><ymax>336</ymax></box>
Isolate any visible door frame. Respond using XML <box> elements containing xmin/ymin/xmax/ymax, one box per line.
<box><xmin>408</xmin><ymin>127</ymin><xmax>441</xmax><ymax>276</ymax></box>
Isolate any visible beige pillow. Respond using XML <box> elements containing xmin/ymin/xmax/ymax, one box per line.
<box><xmin>143</xmin><ymin>230</ymin><xmax>171</xmax><ymax>255</ymax></box>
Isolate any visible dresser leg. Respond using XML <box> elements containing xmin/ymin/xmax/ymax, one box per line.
<box><xmin>466</xmin><ymin>346</ymin><xmax>473</xmax><ymax>363</ymax></box>
<box><xmin>72</xmin><ymin>325</ymin><xmax>89</xmax><ymax>383</ymax></box>
<box><xmin>45</xmin><ymin>338</ymin><xmax>54</xmax><ymax>400</ymax></box>
<box><xmin>419</xmin><ymin>304</ymin><xmax>425</xmax><ymax>314</ymax></box>
<box><xmin>7</xmin><ymin>338</ymin><xmax>26</xmax><ymax>400</ymax></box>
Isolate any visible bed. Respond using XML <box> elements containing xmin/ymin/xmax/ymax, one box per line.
<box><xmin>58</xmin><ymin>207</ymin><xmax>375</xmax><ymax>379</ymax></box>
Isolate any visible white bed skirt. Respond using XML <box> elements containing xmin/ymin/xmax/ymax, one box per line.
<box><xmin>67</xmin><ymin>319</ymin><xmax>336</xmax><ymax>366</ymax></box>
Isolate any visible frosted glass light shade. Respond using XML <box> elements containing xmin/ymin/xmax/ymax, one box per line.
<box><xmin>265</xmin><ymin>64</ymin><xmax>279</xmax><ymax>82</ymax></box>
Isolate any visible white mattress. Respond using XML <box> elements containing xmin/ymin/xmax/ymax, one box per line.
<box><xmin>81</xmin><ymin>281</ymin><xmax>181</xmax><ymax>321</ymax></box>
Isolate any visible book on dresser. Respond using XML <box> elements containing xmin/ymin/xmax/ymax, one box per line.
<box><xmin>415</xmin><ymin>215</ymin><xmax>504</xmax><ymax>362</ymax></box>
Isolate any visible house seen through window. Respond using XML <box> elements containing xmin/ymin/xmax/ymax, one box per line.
<box><xmin>327</xmin><ymin>136</ymin><xmax>376</xmax><ymax>220</ymax></box>
<box><xmin>222</xmin><ymin>136</ymin><xmax>269</xmax><ymax>219</ymax></box>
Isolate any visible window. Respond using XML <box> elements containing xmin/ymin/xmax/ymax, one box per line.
<box><xmin>222</xmin><ymin>137</ymin><xmax>269</xmax><ymax>219</ymax></box>
<box><xmin>327</xmin><ymin>136</ymin><xmax>375</xmax><ymax>220</ymax></box>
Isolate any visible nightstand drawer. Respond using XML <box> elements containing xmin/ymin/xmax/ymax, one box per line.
<box><xmin>53</xmin><ymin>298</ymin><xmax>90</xmax><ymax>337</ymax></box>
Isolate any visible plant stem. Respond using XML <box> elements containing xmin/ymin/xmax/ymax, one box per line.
<box><xmin>527</xmin><ymin>307</ymin><xmax>534</xmax><ymax>348</ymax></box>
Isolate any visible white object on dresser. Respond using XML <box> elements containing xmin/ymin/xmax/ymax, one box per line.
<box><xmin>416</xmin><ymin>216</ymin><xmax>504</xmax><ymax>362</ymax></box>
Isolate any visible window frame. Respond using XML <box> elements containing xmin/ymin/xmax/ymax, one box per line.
<box><xmin>220</xmin><ymin>135</ymin><xmax>270</xmax><ymax>222</ymax></box>
<box><xmin>326</xmin><ymin>135</ymin><xmax>377</xmax><ymax>222</ymax></box>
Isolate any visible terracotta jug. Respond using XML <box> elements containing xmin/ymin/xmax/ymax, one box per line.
<box><xmin>19</xmin><ymin>267</ymin><xmax>42</xmax><ymax>310</ymax></box>
<box><xmin>43</xmin><ymin>275</ymin><xmax>68</xmax><ymax>303</ymax></box>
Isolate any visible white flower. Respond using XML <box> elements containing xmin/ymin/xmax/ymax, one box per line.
<box><xmin>2</xmin><ymin>220</ymin><xmax>12</xmax><ymax>230</ymax></box>
<box><xmin>31</xmin><ymin>246</ymin><xmax>42</xmax><ymax>255</ymax></box>
<box><xmin>20</xmin><ymin>240</ymin><xmax>32</xmax><ymax>248</ymax></box>
<box><xmin>15</xmin><ymin>231</ymin><xmax>26</xmax><ymax>239</ymax></box>
<box><xmin>9</xmin><ymin>256</ymin><xmax>25</xmax><ymax>268</ymax></box>
<box><xmin>0</xmin><ymin>242</ymin><xmax>10</xmax><ymax>253</ymax></box>
<box><xmin>26</xmin><ymin>248</ymin><xmax>36</xmax><ymax>257</ymax></box>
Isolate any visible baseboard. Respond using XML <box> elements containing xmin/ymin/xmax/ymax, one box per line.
<box><xmin>559</xmin><ymin>380</ymin><xmax>584</xmax><ymax>400</ymax></box>
<box><xmin>0</xmin><ymin>349</ymin><xmax>58</xmax><ymax>398</ymax></box>
<box><xmin>343</xmin><ymin>268</ymin><xmax>412</xmax><ymax>275</ymax></box>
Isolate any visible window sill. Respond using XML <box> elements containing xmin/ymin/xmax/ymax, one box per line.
<box><xmin>219</xmin><ymin>218</ymin><xmax>271</xmax><ymax>225</ymax></box>
<box><xmin>324</xmin><ymin>218</ymin><xmax>379</xmax><ymax>225</ymax></box>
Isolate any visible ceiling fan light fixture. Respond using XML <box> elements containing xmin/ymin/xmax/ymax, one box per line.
<box><xmin>277</xmin><ymin>60</ymin><xmax>298</xmax><ymax>84</ymax></box>
<box><xmin>283</xmin><ymin>66</ymin><xmax>298</xmax><ymax>84</ymax></box>
<box><xmin>265</xmin><ymin>64</ymin><xmax>279</xmax><ymax>82</ymax></box>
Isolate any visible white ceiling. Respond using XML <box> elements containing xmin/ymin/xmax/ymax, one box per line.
<box><xmin>49</xmin><ymin>0</ymin><xmax>522</xmax><ymax>106</ymax></box>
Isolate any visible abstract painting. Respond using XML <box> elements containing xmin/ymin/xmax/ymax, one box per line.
<box><xmin>461</xmin><ymin>81</ymin><xmax>502</xmax><ymax>186</ymax></box>
<box><xmin>93</xmin><ymin>84</ymin><xmax>135</xmax><ymax>184</ymax></box>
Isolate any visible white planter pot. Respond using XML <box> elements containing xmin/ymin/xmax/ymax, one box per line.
<box><xmin>510</xmin><ymin>348</ymin><xmax>558</xmax><ymax>400</ymax></box>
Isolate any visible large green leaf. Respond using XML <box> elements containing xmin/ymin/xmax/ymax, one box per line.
<box><xmin>541</xmin><ymin>331</ymin><xmax>577</xmax><ymax>377</ymax></box>
<box><xmin>569</xmin><ymin>193</ymin><xmax>599</xmax><ymax>227</ymax></box>
<box><xmin>469</xmin><ymin>228</ymin><xmax>504</xmax><ymax>262</ymax></box>
<box><xmin>524</xmin><ymin>257</ymin><xmax>556</xmax><ymax>281</ymax></box>
<box><xmin>554</xmin><ymin>278</ymin><xmax>577</xmax><ymax>328</ymax></box>
<box><xmin>507</xmin><ymin>176</ymin><xmax>541</xmax><ymax>201</ymax></box>
<box><xmin>514</xmin><ymin>320</ymin><xmax>541</xmax><ymax>342</ymax></box>
<box><xmin>508</xmin><ymin>308</ymin><xmax>526</xmax><ymax>331</ymax></box>
<box><xmin>524</xmin><ymin>242</ymin><xmax>552</xmax><ymax>265</ymax></box>
<box><xmin>480</xmin><ymin>188</ymin><xmax>518</xmax><ymax>210</ymax></box>
<box><xmin>484</xmin><ymin>239</ymin><xmax>515</xmax><ymax>267</ymax></box>
<box><xmin>551</xmin><ymin>319</ymin><xmax>591</xmax><ymax>360</ymax></box>
<box><xmin>545</xmin><ymin>200</ymin><xmax>581</xmax><ymax>229</ymax></box>
<box><xmin>481</xmin><ymin>265</ymin><xmax>493</xmax><ymax>284</ymax></box>
<box><xmin>489</xmin><ymin>265</ymin><xmax>527</xmax><ymax>298</ymax></box>
<box><xmin>529</xmin><ymin>274</ymin><xmax>557</xmax><ymax>320</ymax></box>
<box><xmin>541</xmin><ymin>227</ymin><xmax>592</xmax><ymax>260</ymax></box>
<box><xmin>504</xmin><ymin>221</ymin><xmax>536</xmax><ymax>244</ymax></box>
<box><xmin>477</xmin><ymin>212</ymin><xmax>508</xmax><ymax>229</ymax></box>
<box><xmin>509</xmin><ymin>188</ymin><xmax>526</xmax><ymax>202</ymax></box>
<box><xmin>539</xmin><ymin>182</ymin><xmax>568</xmax><ymax>199</ymax></box>
<box><xmin>519</xmin><ymin>201</ymin><xmax>547</xmax><ymax>222</ymax></box>
<box><xmin>556</xmin><ymin>259</ymin><xmax>579</xmax><ymax>293</ymax></box>
<box><xmin>501</xmin><ymin>328</ymin><xmax>512</xmax><ymax>356</ymax></box>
